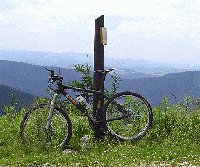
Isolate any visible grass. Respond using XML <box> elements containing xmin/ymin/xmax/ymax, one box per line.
<box><xmin>0</xmin><ymin>96</ymin><xmax>200</xmax><ymax>166</ymax></box>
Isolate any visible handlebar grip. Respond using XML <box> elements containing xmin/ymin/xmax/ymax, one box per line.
<box><xmin>45</xmin><ymin>68</ymin><xmax>54</xmax><ymax>77</ymax></box>
<box><xmin>45</xmin><ymin>68</ymin><xmax>54</xmax><ymax>72</ymax></box>
<box><xmin>45</xmin><ymin>68</ymin><xmax>63</xmax><ymax>83</ymax></box>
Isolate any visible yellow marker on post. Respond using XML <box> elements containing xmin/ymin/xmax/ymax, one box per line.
<box><xmin>97</xmin><ymin>101</ymin><xmax>101</xmax><ymax>108</ymax></box>
<box><xmin>100</xmin><ymin>27</ymin><xmax>107</xmax><ymax>45</ymax></box>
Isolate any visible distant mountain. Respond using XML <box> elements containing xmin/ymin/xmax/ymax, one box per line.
<box><xmin>0</xmin><ymin>49</ymin><xmax>92</xmax><ymax>69</ymax></box>
<box><xmin>116</xmin><ymin>71</ymin><xmax>200</xmax><ymax>106</ymax></box>
<box><xmin>0</xmin><ymin>60</ymin><xmax>82</xmax><ymax>97</ymax></box>
<box><xmin>0</xmin><ymin>59</ymin><xmax>199</xmax><ymax>108</ymax></box>
<box><xmin>1</xmin><ymin>49</ymin><xmax>200</xmax><ymax>78</ymax></box>
<box><xmin>0</xmin><ymin>84</ymin><xmax>36</xmax><ymax>115</ymax></box>
<box><xmin>115</xmin><ymin>71</ymin><xmax>151</xmax><ymax>79</ymax></box>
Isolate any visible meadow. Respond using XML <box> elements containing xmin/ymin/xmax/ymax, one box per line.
<box><xmin>0</xmin><ymin>96</ymin><xmax>199</xmax><ymax>166</ymax></box>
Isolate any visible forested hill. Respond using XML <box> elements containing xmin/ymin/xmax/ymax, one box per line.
<box><xmin>0</xmin><ymin>84</ymin><xmax>36</xmax><ymax>115</ymax></box>
<box><xmin>0</xmin><ymin>60</ymin><xmax>200</xmax><ymax>108</ymax></box>
<box><xmin>0</xmin><ymin>60</ymin><xmax>82</xmax><ymax>97</ymax></box>
<box><xmin>117</xmin><ymin>71</ymin><xmax>200</xmax><ymax>106</ymax></box>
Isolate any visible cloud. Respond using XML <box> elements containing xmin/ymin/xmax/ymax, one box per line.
<box><xmin>1</xmin><ymin>0</ymin><xmax>200</xmax><ymax>64</ymax></box>
<box><xmin>0</xmin><ymin>0</ymin><xmax>94</xmax><ymax>51</ymax></box>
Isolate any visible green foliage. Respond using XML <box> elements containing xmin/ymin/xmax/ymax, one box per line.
<box><xmin>68</xmin><ymin>63</ymin><xmax>122</xmax><ymax>99</ymax></box>
<box><xmin>105</xmin><ymin>72</ymin><xmax>122</xmax><ymax>97</ymax></box>
<box><xmin>68</xmin><ymin>63</ymin><xmax>122</xmax><ymax>105</ymax></box>
<box><xmin>148</xmin><ymin>96</ymin><xmax>200</xmax><ymax>143</ymax></box>
<box><xmin>0</xmin><ymin>96</ymin><xmax>200</xmax><ymax>166</ymax></box>
<box><xmin>73</xmin><ymin>64</ymin><xmax>92</xmax><ymax>90</ymax></box>
<box><xmin>68</xmin><ymin>63</ymin><xmax>93</xmax><ymax>103</ymax></box>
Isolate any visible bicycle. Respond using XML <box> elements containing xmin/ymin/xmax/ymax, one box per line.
<box><xmin>20</xmin><ymin>68</ymin><xmax>153</xmax><ymax>148</ymax></box>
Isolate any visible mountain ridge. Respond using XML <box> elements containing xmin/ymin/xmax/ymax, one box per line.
<box><xmin>1</xmin><ymin>49</ymin><xmax>200</xmax><ymax>77</ymax></box>
<box><xmin>0</xmin><ymin>84</ymin><xmax>36</xmax><ymax>115</ymax></box>
<box><xmin>116</xmin><ymin>71</ymin><xmax>200</xmax><ymax>106</ymax></box>
<box><xmin>0</xmin><ymin>60</ymin><xmax>199</xmax><ymax>107</ymax></box>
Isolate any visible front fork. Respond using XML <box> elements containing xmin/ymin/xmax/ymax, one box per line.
<box><xmin>46</xmin><ymin>93</ymin><xmax>58</xmax><ymax>129</ymax></box>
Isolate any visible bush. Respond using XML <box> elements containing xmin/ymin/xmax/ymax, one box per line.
<box><xmin>0</xmin><ymin>95</ymin><xmax>199</xmax><ymax>166</ymax></box>
<box><xmin>148</xmin><ymin>96</ymin><xmax>200</xmax><ymax>143</ymax></box>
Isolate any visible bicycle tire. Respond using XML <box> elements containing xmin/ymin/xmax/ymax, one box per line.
<box><xmin>104</xmin><ymin>91</ymin><xmax>153</xmax><ymax>141</ymax></box>
<box><xmin>20</xmin><ymin>103</ymin><xmax>72</xmax><ymax>148</ymax></box>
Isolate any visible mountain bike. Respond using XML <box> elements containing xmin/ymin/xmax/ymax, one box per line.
<box><xmin>20</xmin><ymin>68</ymin><xmax>153</xmax><ymax>148</ymax></box>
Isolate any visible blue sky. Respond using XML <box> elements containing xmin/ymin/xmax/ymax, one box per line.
<box><xmin>1</xmin><ymin>0</ymin><xmax>200</xmax><ymax>64</ymax></box>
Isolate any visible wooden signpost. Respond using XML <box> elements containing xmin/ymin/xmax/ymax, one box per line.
<box><xmin>93</xmin><ymin>15</ymin><xmax>107</xmax><ymax>139</ymax></box>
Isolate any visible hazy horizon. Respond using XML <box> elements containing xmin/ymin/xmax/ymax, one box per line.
<box><xmin>1</xmin><ymin>1</ymin><xmax>200</xmax><ymax>65</ymax></box>
<box><xmin>0</xmin><ymin>49</ymin><xmax>200</xmax><ymax>73</ymax></box>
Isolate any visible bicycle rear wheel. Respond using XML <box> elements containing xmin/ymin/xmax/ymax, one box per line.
<box><xmin>104</xmin><ymin>91</ymin><xmax>153</xmax><ymax>141</ymax></box>
<box><xmin>20</xmin><ymin>103</ymin><xmax>72</xmax><ymax>148</ymax></box>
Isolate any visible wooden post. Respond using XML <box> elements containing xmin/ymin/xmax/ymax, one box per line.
<box><xmin>93</xmin><ymin>15</ymin><xmax>105</xmax><ymax>139</ymax></box>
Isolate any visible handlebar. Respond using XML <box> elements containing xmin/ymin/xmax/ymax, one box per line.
<box><xmin>45</xmin><ymin>68</ymin><xmax>54</xmax><ymax>78</ymax></box>
<box><xmin>45</xmin><ymin>67</ymin><xmax>114</xmax><ymax>84</ymax></box>
<box><xmin>45</xmin><ymin>68</ymin><xmax>63</xmax><ymax>83</ymax></box>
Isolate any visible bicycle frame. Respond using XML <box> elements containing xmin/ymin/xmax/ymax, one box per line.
<box><xmin>63</xmin><ymin>85</ymin><xmax>107</xmax><ymax>123</ymax></box>
<box><xmin>46</xmin><ymin>77</ymin><xmax>108</xmax><ymax>127</ymax></box>
<box><xmin>45</xmin><ymin>68</ymin><xmax>129</xmax><ymax>128</ymax></box>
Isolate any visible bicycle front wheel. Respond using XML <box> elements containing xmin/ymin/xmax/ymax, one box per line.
<box><xmin>20</xmin><ymin>103</ymin><xmax>72</xmax><ymax>148</ymax></box>
<box><xmin>104</xmin><ymin>91</ymin><xmax>153</xmax><ymax>141</ymax></box>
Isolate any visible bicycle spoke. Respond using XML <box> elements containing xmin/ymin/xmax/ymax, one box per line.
<box><xmin>105</xmin><ymin>92</ymin><xmax>152</xmax><ymax>140</ymax></box>
<box><xmin>20</xmin><ymin>103</ymin><xmax>72</xmax><ymax>148</ymax></box>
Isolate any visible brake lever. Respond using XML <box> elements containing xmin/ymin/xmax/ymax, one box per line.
<box><xmin>45</xmin><ymin>68</ymin><xmax>54</xmax><ymax>78</ymax></box>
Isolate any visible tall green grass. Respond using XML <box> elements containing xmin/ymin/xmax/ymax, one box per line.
<box><xmin>0</xmin><ymin>96</ymin><xmax>199</xmax><ymax>166</ymax></box>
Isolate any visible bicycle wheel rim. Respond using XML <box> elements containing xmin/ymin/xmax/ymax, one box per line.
<box><xmin>20</xmin><ymin>104</ymin><xmax>72</xmax><ymax>148</ymax></box>
<box><xmin>105</xmin><ymin>92</ymin><xmax>152</xmax><ymax>140</ymax></box>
